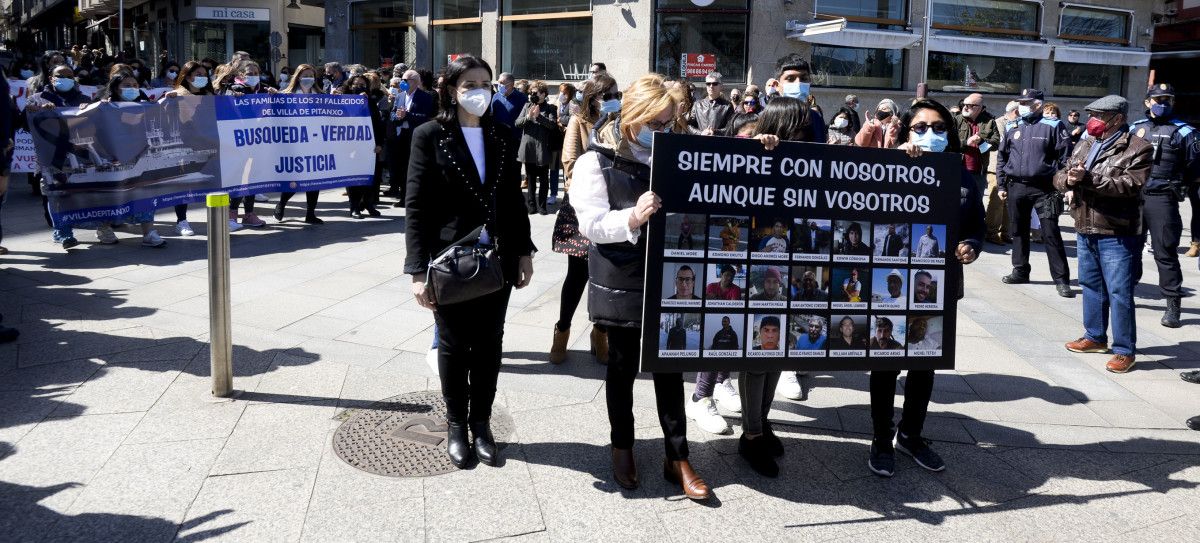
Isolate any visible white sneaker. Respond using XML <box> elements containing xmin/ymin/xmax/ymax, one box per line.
<box><xmin>228</xmin><ymin>219</ymin><xmax>243</xmax><ymax>232</ymax></box>
<box><xmin>425</xmin><ymin>347</ymin><xmax>440</xmax><ymax>377</ymax></box>
<box><xmin>96</xmin><ymin>225</ymin><xmax>118</xmax><ymax>244</ymax></box>
<box><xmin>778</xmin><ymin>371</ymin><xmax>803</xmax><ymax>400</ymax></box>
<box><xmin>685</xmin><ymin>395</ymin><xmax>730</xmax><ymax>435</ymax></box>
<box><xmin>254</xmin><ymin>193</ymin><xmax>269</xmax><ymax>202</ymax></box>
<box><xmin>141</xmin><ymin>230</ymin><xmax>166</xmax><ymax>247</ymax></box>
<box><xmin>175</xmin><ymin>220</ymin><xmax>194</xmax><ymax>236</ymax></box>
<box><xmin>713</xmin><ymin>379</ymin><xmax>742</xmax><ymax>413</ymax></box>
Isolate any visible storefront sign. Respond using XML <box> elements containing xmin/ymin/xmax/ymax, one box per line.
<box><xmin>196</xmin><ymin>6</ymin><xmax>270</xmax><ymax>22</ymax></box>
<box><xmin>447</xmin><ymin>54</ymin><xmax>464</xmax><ymax>64</ymax></box>
<box><xmin>681</xmin><ymin>53</ymin><xmax>717</xmax><ymax>79</ymax></box>
<box><xmin>641</xmin><ymin>133</ymin><xmax>963</xmax><ymax>372</ymax></box>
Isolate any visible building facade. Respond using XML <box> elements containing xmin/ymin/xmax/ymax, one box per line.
<box><xmin>315</xmin><ymin>0</ymin><xmax>1156</xmax><ymax>113</ymax></box>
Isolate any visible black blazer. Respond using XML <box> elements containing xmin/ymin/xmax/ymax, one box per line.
<box><xmin>404</xmin><ymin>117</ymin><xmax>535</xmax><ymax>280</ymax></box>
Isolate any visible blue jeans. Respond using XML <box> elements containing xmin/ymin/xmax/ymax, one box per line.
<box><xmin>1077</xmin><ymin>234</ymin><xmax>1140</xmax><ymax>356</ymax></box>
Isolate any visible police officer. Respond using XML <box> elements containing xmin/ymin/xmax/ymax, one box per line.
<box><xmin>997</xmin><ymin>89</ymin><xmax>1073</xmax><ymax>297</ymax></box>
<box><xmin>1131</xmin><ymin>83</ymin><xmax>1200</xmax><ymax>328</ymax></box>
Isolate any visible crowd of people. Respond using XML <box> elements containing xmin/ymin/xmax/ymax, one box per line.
<box><xmin>0</xmin><ymin>45</ymin><xmax>1197</xmax><ymax>500</ymax></box>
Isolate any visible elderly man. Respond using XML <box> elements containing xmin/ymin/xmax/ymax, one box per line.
<box><xmin>1054</xmin><ymin>95</ymin><xmax>1151</xmax><ymax>374</ymax></box>
<box><xmin>690</xmin><ymin>72</ymin><xmax>735</xmax><ymax>135</ymax></box>
<box><xmin>383</xmin><ymin>69</ymin><xmax>435</xmax><ymax>204</ymax></box>
<box><xmin>490</xmin><ymin>72</ymin><xmax>527</xmax><ymax>139</ymax></box>
<box><xmin>322</xmin><ymin>62</ymin><xmax>345</xmax><ymax>93</ymax></box>
<box><xmin>844</xmin><ymin>94</ymin><xmax>862</xmax><ymax>134</ymax></box>
<box><xmin>955</xmin><ymin>92</ymin><xmax>1001</xmax><ymax>204</ymax></box>
<box><xmin>997</xmin><ymin>89</ymin><xmax>1073</xmax><ymax>297</ymax></box>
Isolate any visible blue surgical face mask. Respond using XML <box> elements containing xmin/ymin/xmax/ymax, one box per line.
<box><xmin>636</xmin><ymin>126</ymin><xmax>656</xmax><ymax>147</ymax></box>
<box><xmin>300</xmin><ymin>77</ymin><xmax>315</xmax><ymax>89</ymax></box>
<box><xmin>913</xmin><ymin>129</ymin><xmax>949</xmax><ymax>153</ymax></box>
<box><xmin>1150</xmin><ymin>103</ymin><xmax>1172</xmax><ymax>118</ymax></box>
<box><xmin>497</xmin><ymin>84</ymin><xmax>508</xmax><ymax>95</ymax></box>
<box><xmin>192</xmin><ymin>76</ymin><xmax>209</xmax><ymax>88</ymax></box>
<box><xmin>599</xmin><ymin>99</ymin><xmax>621</xmax><ymax>114</ymax></box>
<box><xmin>781</xmin><ymin>81</ymin><xmax>810</xmax><ymax>101</ymax></box>
<box><xmin>20</xmin><ymin>69</ymin><xmax>34</xmax><ymax>79</ymax></box>
<box><xmin>53</xmin><ymin>77</ymin><xmax>75</xmax><ymax>92</ymax></box>
<box><xmin>119</xmin><ymin>88</ymin><xmax>140</xmax><ymax>101</ymax></box>
<box><xmin>399</xmin><ymin>80</ymin><xmax>410</xmax><ymax>92</ymax></box>
<box><xmin>245</xmin><ymin>75</ymin><xmax>261</xmax><ymax>87</ymax></box>
<box><xmin>1017</xmin><ymin>104</ymin><xmax>1033</xmax><ymax>117</ymax></box>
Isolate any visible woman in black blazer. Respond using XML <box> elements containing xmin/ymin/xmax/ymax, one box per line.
<box><xmin>405</xmin><ymin>55</ymin><xmax>535</xmax><ymax>469</ymax></box>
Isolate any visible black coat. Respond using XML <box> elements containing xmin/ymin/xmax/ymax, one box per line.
<box><xmin>404</xmin><ymin>117</ymin><xmax>535</xmax><ymax>282</ymax></box>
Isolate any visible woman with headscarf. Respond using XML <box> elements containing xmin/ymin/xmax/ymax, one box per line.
<box><xmin>854</xmin><ymin>98</ymin><xmax>901</xmax><ymax>148</ymax></box>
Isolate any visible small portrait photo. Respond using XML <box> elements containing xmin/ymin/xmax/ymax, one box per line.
<box><xmin>748</xmin><ymin>264</ymin><xmax>789</xmax><ymax>307</ymax></box>
<box><xmin>910</xmin><ymin>268</ymin><xmax>945</xmax><ymax>310</ymax></box>
<box><xmin>789</xmin><ymin>314</ymin><xmax>828</xmax><ymax>357</ymax></box>
<box><xmin>658</xmin><ymin>312</ymin><xmax>701</xmax><ymax>357</ymax></box>
<box><xmin>831</xmin><ymin>266</ymin><xmax>870</xmax><ymax>308</ymax></box>
<box><xmin>664</xmin><ymin>213</ymin><xmax>707</xmax><ymax>256</ymax></box>
<box><xmin>791</xmin><ymin>218</ymin><xmax>832</xmax><ymax>261</ymax></box>
<box><xmin>911</xmin><ymin>223</ymin><xmax>948</xmax><ymax>264</ymax></box>
<box><xmin>828</xmin><ymin>314</ymin><xmax>869</xmax><ymax>355</ymax></box>
<box><xmin>870</xmin><ymin>268</ymin><xmax>907</xmax><ymax>310</ymax></box>
<box><xmin>705</xmin><ymin>263</ymin><xmax>746</xmax><ymax>307</ymax></box>
<box><xmin>750</xmin><ymin>215</ymin><xmax>792</xmax><ymax>259</ymax></box>
<box><xmin>661</xmin><ymin>262</ymin><xmax>703</xmax><ymax>307</ymax></box>
<box><xmin>708</xmin><ymin>215</ymin><xmax>749</xmax><ymax>258</ymax></box>
<box><xmin>704</xmin><ymin>313</ymin><xmax>745</xmax><ymax>357</ymax></box>
<box><xmin>747</xmin><ymin>314</ymin><xmax>787</xmax><ymax>357</ymax></box>
<box><xmin>869</xmin><ymin>315</ymin><xmax>907</xmax><ymax>357</ymax></box>
<box><xmin>833</xmin><ymin>219</ymin><xmax>872</xmax><ymax>262</ymax></box>
<box><xmin>907</xmin><ymin>315</ymin><xmax>944</xmax><ymax>356</ymax></box>
<box><xmin>789</xmin><ymin>265</ymin><xmax>830</xmax><ymax>308</ymax></box>
<box><xmin>873</xmin><ymin>223</ymin><xmax>910</xmax><ymax>264</ymax></box>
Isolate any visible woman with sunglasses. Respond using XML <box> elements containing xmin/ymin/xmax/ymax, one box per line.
<box><xmin>572</xmin><ymin>74</ymin><xmax>711</xmax><ymax>501</ymax></box>
<box><xmin>867</xmin><ymin>98</ymin><xmax>985</xmax><ymax>478</ymax></box>
<box><xmin>548</xmin><ymin>73</ymin><xmax>619</xmax><ymax>365</ymax></box>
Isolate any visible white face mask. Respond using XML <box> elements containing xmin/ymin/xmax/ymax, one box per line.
<box><xmin>244</xmin><ymin>75</ymin><xmax>260</xmax><ymax>87</ymax></box>
<box><xmin>832</xmin><ymin>117</ymin><xmax>849</xmax><ymax>129</ymax></box>
<box><xmin>458</xmin><ymin>88</ymin><xmax>492</xmax><ymax>116</ymax></box>
<box><xmin>300</xmin><ymin>77</ymin><xmax>315</xmax><ymax>89</ymax></box>
<box><xmin>1017</xmin><ymin>104</ymin><xmax>1033</xmax><ymax>117</ymax></box>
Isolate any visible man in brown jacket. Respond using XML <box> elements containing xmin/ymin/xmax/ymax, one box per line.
<box><xmin>1054</xmin><ymin>95</ymin><xmax>1152</xmax><ymax>374</ymax></box>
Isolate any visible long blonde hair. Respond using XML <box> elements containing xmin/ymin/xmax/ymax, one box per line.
<box><xmin>618</xmin><ymin>74</ymin><xmax>686</xmax><ymax>142</ymax></box>
<box><xmin>283</xmin><ymin>64</ymin><xmax>322</xmax><ymax>94</ymax></box>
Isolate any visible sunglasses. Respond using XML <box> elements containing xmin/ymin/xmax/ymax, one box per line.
<box><xmin>705</xmin><ymin>82</ymin><xmax>721</xmax><ymax>86</ymax></box>
<box><xmin>601</xmin><ymin>91</ymin><xmax>622</xmax><ymax>101</ymax></box>
<box><xmin>909</xmin><ymin>121</ymin><xmax>948</xmax><ymax>135</ymax></box>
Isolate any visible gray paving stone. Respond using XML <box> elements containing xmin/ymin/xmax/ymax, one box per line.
<box><xmin>209</xmin><ymin>401</ymin><xmax>337</xmax><ymax>476</ymax></box>
<box><xmin>0</xmin><ymin>412</ymin><xmax>144</xmax><ymax>488</ymax></box>
<box><xmin>175</xmin><ymin>468</ymin><xmax>317</xmax><ymax>542</ymax></box>
<box><xmin>49</xmin><ymin>359</ymin><xmax>189</xmax><ymax>416</ymax></box>
<box><xmin>423</xmin><ymin>457</ymin><xmax>545</xmax><ymax>542</ymax></box>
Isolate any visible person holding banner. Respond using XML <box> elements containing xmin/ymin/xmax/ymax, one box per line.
<box><xmin>150</xmin><ymin>61</ymin><xmax>179</xmax><ymax>89</ymax></box>
<box><xmin>168</xmin><ymin>60</ymin><xmax>216</xmax><ymax>235</ymax></box>
<box><xmin>571</xmin><ymin>74</ymin><xmax>711</xmax><ymax>500</ymax></box>
<box><xmin>341</xmin><ymin>74</ymin><xmax>386</xmax><ymax>219</ymax></box>
<box><xmin>218</xmin><ymin>59</ymin><xmax>276</xmax><ymax>228</ymax></box>
<box><xmin>273</xmin><ymin>64</ymin><xmax>326</xmax><ymax>224</ymax></box>
<box><xmin>866</xmin><ymin>98</ymin><xmax>985</xmax><ymax>478</ymax></box>
<box><xmin>25</xmin><ymin>63</ymin><xmax>90</xmax><ymax>249</ymax></box>
<box><xmin>406</xmin><ymin>55</ymin><xmax>535</xmax><ymax>469</ymax></box>
<box><xmin>96</xmin><ymin>70</ymin><xmax>165</xmax><ymax>247</ymax></box>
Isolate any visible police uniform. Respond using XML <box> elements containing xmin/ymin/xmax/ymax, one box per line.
<box><xmin>1131</xmin><ymin>83</ymin><xmax>1200</xmax><ymax>327</ymax></box>
<box><xmin>997</xmin><ymin>89</ymin><xmax>1072</xmax><ymax>292</ymax></box>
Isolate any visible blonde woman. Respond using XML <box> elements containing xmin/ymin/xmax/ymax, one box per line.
<box><xmin>273</xmin><ymin>64</ymin><xmax>325</xmax><ymax>224</ymax></box>
<box><xmin>572</xmin><ymin>74</ymin><xmax>711</xmax><ymax>501</ymax></box>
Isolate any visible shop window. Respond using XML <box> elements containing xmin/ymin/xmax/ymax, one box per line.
<box><xmin>500</xmin><ymin>1</ymin><xmax>592</xmax><ymax>80</ymax></box>
<box><xmin>927</xmin><ymin>52</ymin><xmax>1033</xmax><ymax>94</ymax></box>
<box><xmin>433</xmin><ymin>1</ymin><xmax>482</xmax><ymax>70</ymax></box>
<box><xmin>654</xmin><ymin>0</ymin><xmax>749</xmax><ymax>82</ymax></box>
<box><xmin>930</xmin><ymin>0</ymin><xmax>1040</xmax><ymax>41</ymax></box>
<box><xmin>812</xmin><ymin>45</ymin><xmax>903</xmax><ymax>89</ymax></box>
<box><xmin>1053</xmin><ymin>62</ymin><xmax>1122</xmax><ymax>97</ymax></box>
<box><xmin>814</xmin><ymin>0</ymin><xmax>907</xmax><ymax>31</ymax></box>
<box><xmin>1059</xmin><ymin>5</ymin><xmax>1131</xmax><ymax>45</ymax></box>
<box><xmin>350</xmin><ymin>0</ymin><xmax>416</xmax><ymax>69</ymax></box>
<box><xmin>435</xmin><ymin>0</ymin><xmax>481</xmax><ymax>19</ymax></box>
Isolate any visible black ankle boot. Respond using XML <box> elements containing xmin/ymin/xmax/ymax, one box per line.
<box><xmin>1162</xmin><ymin>297</ymin><xmax>1182</xmax><ymax>328</ymax></box>
<box><xmin>470</xmin><ymin>420</ymin><xmax>499</xmax><ymax>466</ymax></box>
<box><xmin>446</xmin><ymin>422</ymin><xmax>474</xmax><ymax>468</ymax></box>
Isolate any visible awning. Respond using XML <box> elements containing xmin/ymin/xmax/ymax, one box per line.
<box><xmin>1054</xmin><ymin>45</ymin><xmax>1151</xmax><ymax>67</ymax></box>
<box><xmin>788</xmin><ymin>27</ymin><xmax>922</xmax><ymax>50</ymax></box>
<box><xmin>1151</xmin><ymin>50</ymin><xmax>1200</xmax><ymax>60</ymax></box>
<box><xmin>927</xmin><ymin>35</ymin><xmax>1052</xmax><ymax>60</ymax></box>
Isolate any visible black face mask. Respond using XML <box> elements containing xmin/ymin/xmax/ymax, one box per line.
<box><xmin>350</xmin><ymin>86</ymin><xmax>367</xmax><ymax>94</ymax></box>
<box><xmin>876</xmin><ymin>110</ymin><xmax>892</xmax><ymax>121</ymax></box>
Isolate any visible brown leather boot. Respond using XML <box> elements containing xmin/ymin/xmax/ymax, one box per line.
<box><xmin>1186</xmin><ymin>241</ymin><xmax>1200</xmax><ymax>258</ymax></box>
<box><xmin>549</xmin><ymin>325</ymin><xmax>569</xmax><ymax>364</ymax></box>
<box><xmin>591</xmin><ymin>326</ymin><xmax>609</xmax><ymax>365</ymax></box>
<box><xmin>611</xmin><ymin>447</ymin><xmax>638</xmax><ymax>489</ymax></box>
<box><xmin>663</xmin><ymin>459</ymin><xmax>711</xmax><ymax>501</ymax></box>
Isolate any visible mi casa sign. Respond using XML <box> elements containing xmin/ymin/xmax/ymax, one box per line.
<box><xmin>197</xmin><ymin>6</ymin><xmax>270</xmax><ymax>22</ymax></box>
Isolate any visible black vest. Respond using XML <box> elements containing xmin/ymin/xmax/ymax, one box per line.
<box><xmin>586</xmin><ymin>141</ymin><xmax>651</xmax><ymax>328</ymax></box>
<box><xmin>1136</xmin><ymin>119</ymin><xmax>1185</xmax><ymax>188</ymax></box>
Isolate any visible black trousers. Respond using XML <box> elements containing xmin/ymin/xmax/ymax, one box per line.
<box><xmin>1189</xmin><ymin>183</ymin><xmax>1200</xmax><ymax>244</ymax></box>
<box><xmin>524</xmin><ymin>164</ymin><xmax>549</xmax><ymax>210</ymax></box>
<box><xmin>1007</xmin><ymin>182</ymin><xmax>1070</xmax><ymax>283</ymax></box>
<box><xmin>1142</xmin><ymin>191</ymin><xmax>1183</xmax><ymax>298</ymax></box>
<box><xmin>870</xmin><ymin>370</ymin><xmax>934</xmax><ymax>443</ymax></box>
<box><xmin>349</xmin><ymin>162</ymin><xmax>384</xmax><ymax>212</ymax></box>
<box><xmin>174</xmin><ymin>204</ymin><xmax>188</xmax><ymax>222</ymax></box>
<box><xmin>279</xmin><ymin>191</ymin><xmax>319</xmax><ymax>215</ymax></box>
<box><xmin>604</xmin><ymin>325</ymin><xmax>689</xmax><ymax>460</ymax></box>
<box><xmin>556</xmin><ymin>255</ymin><xmax>588</xmax><ymax>330</ymax></box>
<box><xmin>387</xmin><ymin>130</ymin><xmax>414</xmax><ymax>198</ymax></box>
<box><xmin>434</xmin><ymin>286</ymin><xmax>513</xmax><ymax>424</ymax></box>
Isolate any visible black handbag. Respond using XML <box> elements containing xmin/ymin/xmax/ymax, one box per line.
<box><xmin>426</xmin><ymin>226</ymin><xmax>505</xmax><ymax>306</ymax></box>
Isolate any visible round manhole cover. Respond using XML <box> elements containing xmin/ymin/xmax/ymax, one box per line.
<box><xmin>332</xmin><ymin>390</ymin><xmax>515</xmax><ymax>477</ymax></box>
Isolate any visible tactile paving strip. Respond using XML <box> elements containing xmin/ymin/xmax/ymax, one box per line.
<box><xmin>332</xmin><ymin>390</ymin><xmax>515</xmax><ymax>477</ymax></box>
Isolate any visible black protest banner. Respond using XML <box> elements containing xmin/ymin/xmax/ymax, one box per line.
<box><xmin>642</xmin><ymin>133</ymin><xmax>962</xmax><ymax>372</ymax></box>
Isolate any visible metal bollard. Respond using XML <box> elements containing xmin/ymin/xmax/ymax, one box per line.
<box><xmin>207</xmin><ymin>192</ymin><xmax>234</xmax><ymax>397</ymax></box>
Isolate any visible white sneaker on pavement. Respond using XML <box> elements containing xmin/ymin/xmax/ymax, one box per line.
<box><xmin>175</xmin><ymin>220</ymin><xmax>195</xmax><ymax>236</ymax></box>
<box><xmin>228</xmin><ymin>219</ymin><xmax>243</xmax><ymax>232</ymax></box>
<box><xmin>141</xmin><ymin>230</ymin><xmax>166</xmax><ymax>247</ymax></box>
<box><xmin>254</xmin><ymin>193</ymin><xmax>270</xmax><ymax>202</ymax></box>
<box><xmin>96</xmin><ymin>225</ymin><xmax>118</xmax><ymax>244</ymax></box>
<box><xmin>686</xmin><ymin>395</ymin><xmax>730</xmax><ymax>435</ymax></box>
<box><xmin>778</xmin><ymin>371</ymin><xmax>803</xmax><ymax>400</ymax></box>
<box><xmin>713</xmin><ymin>379</ymin><xmax>742</xmax><ymax>413</ymax></box>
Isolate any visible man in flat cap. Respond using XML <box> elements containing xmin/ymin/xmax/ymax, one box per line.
<box><xmin>1054</xmin><ymin>95</ymin><xmax>1151</xmax><ymax>374</ymax></box>
<box><xmin>1130</xmin><ymin>83</ymin><xmax>1200</xmax><ymax>328</ymax></box>
<box><xmin>997</xmin><ymin>88</ymin><xmax>1074</xmax><ymax>298</ymax></box>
